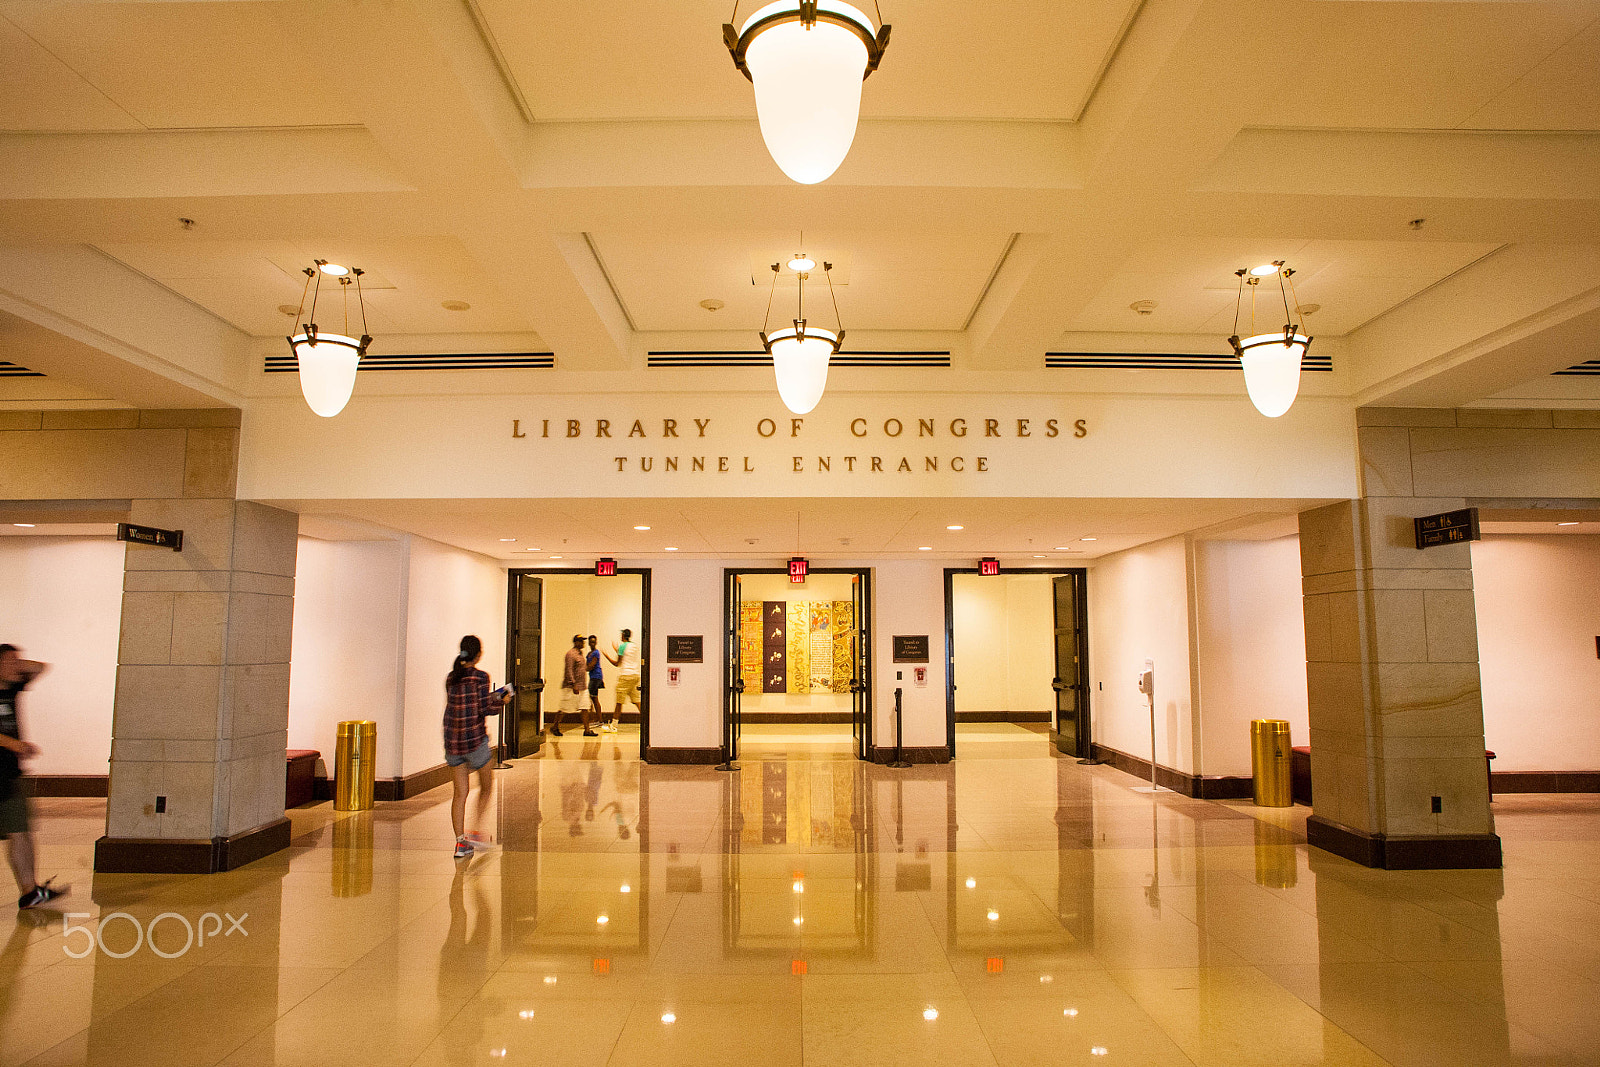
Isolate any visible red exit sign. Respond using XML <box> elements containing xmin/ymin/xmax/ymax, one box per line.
<box><xmin>979</xmin><ymin>557</ymin><xmax>1000</xmax><ymax>576</ymax></box>
<box><xmin>595</xmin><ymin>558</ymin><xmax>618</xmax><ymax>577</ymax></box>
<box><xmin>788</xmin><ymin>557</ymin><xmax>809</xmax><ymax>583</ymax></box>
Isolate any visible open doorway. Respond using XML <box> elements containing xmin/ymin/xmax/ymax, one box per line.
<box><xmin>506</xmin><ymin>568</ymin><xmax>650</xmax><ymax>756</ymax></box>
<box><xmin>722</xmin><ymin>568</ymin><xmax>871</xmax><ymax>762</ymax></box>
<box><xmin>944</xmin><ymin>568</ymin><xmax>1089</xmax><ymax>759</ymax></box>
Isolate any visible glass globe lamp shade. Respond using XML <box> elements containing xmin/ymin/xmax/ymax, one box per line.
<box><xmin>290</xmin><ymin>331</ymin><xmax>363</xmax><ymax>417</ymax></box>
<box><xmin>1236</xmin><ymin>330</ymin><xmax>1308</xmax><ymax>418</ymax></box>
<box><xmin>765</xmin><ymin>324</ymin><xmax>838</xmax><ymax>414</ymax></box>
<box><xmin>739</xmin><ymin>1</ymin><xmax>876</xmax><ymax>184</ymax></box>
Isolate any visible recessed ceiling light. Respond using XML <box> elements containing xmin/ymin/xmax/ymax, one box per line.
<box><xmin>13</xmin><ymin>523</ymin><xmax>35</xmax><ymax>528</ymax></box>
<box><xmin>1063</xmin><ymin>1008</ymin><xmax>1078</xmax><ymax>1017</ymax></box>
<box><xmin>1090</xmin><ymin>1047</ymin><xmax>1108</xmax><ymax>1056</ymax></box>
<box><xmin>317</xmin><ymin>262</ymin><xmax>350</xmax><ymax>277</ymax></box>
<box><xmin>499</xmin><ymin>538</ymin><xmax>516</xmax><ymax>542</ymax></box>
<box><xmin>620</xmin><ymin>883</ymin><xmax>631</xmax><ymax>893</ymax></box>
<box><xmin>441</xmin><ymin>300</ymin><xmax>470</xmax><ymax>312</ymax></box>
<box><xmin>946</xmin><ymin>525</ymin><xmax>964</xmax><ymax>531</ymax></box>
<box><xmin>1053</xmin><ymin>546</ymin><xmax>1073</xmax><ymax>551</ymax></box>
<box><xmin>596</xmin><ymin>915</ymin><xmax>609</xmax><ymax>924</ymax></box>
<box><xmin>1557</xmin><ymin>521</ymin><xmax>1579</xmax><ymax>526</ymax></box>
<box><xmin>664</xmin><ymin>546</ymin><xmax>678</xmax><ymax>551</ymax></box>
<box><xmin>923</xmin><ymin>1008</ymin><xmax>939</xmax><ymax>1021</ymax></box>
<box><xmin>633</xmin><ymin>525</ymin><xmax>651</xmax><ymax>531</ymax></box>
<box><xmin>661</xmin><ymin>1013</ymin><xmax>676</xmax><ymax>1024</ymax></box>
<box><xmin>1080</xmin><ymin>537</ymin><xmax>1097</xmax><ymax>541</ymax></box>
<box><xmin>550</xmin><ymin>555</ymin><xmax>563</xmax><ymax>559</ymax></box>
<box><xmin>987</xmin><ymin>910</ymin><xmax>999</xmax><ymax>921</ymax></box>
<box><xmin>917</xmin><ymin>546</ymin><xmax>932</xmax><ymax>551</ymax></box>
<box><xmin>788</xmin><ymin>254</ymin><xmax>816</xmax><ymax>273</ymax></box>
<box><xmin>1248</xmin><ymin>263</ymin><xmax>1280</xmax><ymax>277</ymax></box>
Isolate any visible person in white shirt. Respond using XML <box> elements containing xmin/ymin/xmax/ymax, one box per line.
<box><xmin>600</xmin><ymin>628</ymin><xmax>642</xmax><ymax>733</ymax></box>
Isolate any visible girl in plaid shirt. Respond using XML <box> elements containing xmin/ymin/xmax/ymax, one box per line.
<box><xmin>444</xmin><ymin>635</ymin><xmax>509</xmax><ymax>857</ymax></box>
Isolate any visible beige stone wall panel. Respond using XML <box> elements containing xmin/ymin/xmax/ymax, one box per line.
<box><xmin>182</xmin><ymin>426</ymin><xmax>241</xmax><ymax>498</ymax></box>
<box><xmin>0</xmin><ymin>428</ymin><xmax>185</xmax><ymax>498</ymax></box>
<box><xmin>124</xmin><ymin>498</ymin><xmax>237</xmax><ymax>573</ymax></box>
<box><xmin>117</xmin><ymin>590</ymin><xmax>176</xmax><ymax>664</ymax></box>
<box><xmin>111</xmin><ymin>664</ymin><xmax>223</xmax><ymax>740</ymax></box>
<box><xmin>1358</xmin><ymin>425</ymin><xmax>1414</xmax><ymax>497</ymax></box>
<box><xmin>1410</xmin><ymin>427</ymin><xmax>1600</xmax><ymax>498</ymax></box>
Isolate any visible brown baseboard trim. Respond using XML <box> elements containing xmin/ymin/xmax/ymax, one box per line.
<box><xmin>20</xmin><ymin>774</ymin><xmax>109</xmax><ymax>798</ymax></box>
<box><xmin>1491</xmin><ymin>770</ymin><xmax>1600</xmax><ymax>793</ymax></box>
<box><xmin>645</xmin><ymin>747</ymin><xmax>724</xmax><ymax>765</ymax></box>
<box><xmin>1306</xmin><ymin>814</ymin><xmax>1502</xmax><ymax>870</ymax></box>
<box><xmin>310</xmin><ymin>759</ymin><xmax>471</xmax><ymax>805</ymax></box>
<box><xmin>870</xmin><ymin>746</ymin><xmax>951</xmax><ymax>765</ymax></box>
<box><xmin>94</xmin><ymin>817</ymin><xmax>292</xmax><ymax>874</ymax></box>
<box><xmin>1090</xmin><ymin>744</ymin><xmax>1253</xmax><ymax>799</ymax></box>
<box><xmin>956</xmin><ymin>711</ymin><xmax>1051</xmax><ymax>723</ymax></box>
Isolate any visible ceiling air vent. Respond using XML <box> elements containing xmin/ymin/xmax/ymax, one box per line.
<box><xmin>265</xmin><ymin>351</ymin><xmax>553</xmax><ymax>373</ymax></box>
<box><xmin>1046</xmin><ymin>351</ymin><xmax>1332</xmax><ymax>372</ymax></box>
<box><xmin>0</xmin><ymin>361</ymin><xmax>44</xmax><ymax>377</ymax></box>
<box><xmin>647</xmin><ymin>350</ymin><xmax>950</xmax><ymax>369</ymax></box>
<box><xmin>1553</xmin><ymin>360</ymin><xmax>1600</xmax><ymax>377</ymax></box>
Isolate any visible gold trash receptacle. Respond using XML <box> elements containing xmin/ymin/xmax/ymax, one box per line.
<box><xmin>334</xmin><ymin>720</ymin><xmax>378</xmax><ymax>812</ymax></box>
<box><xmin>1250</xmin><ymin>719</ymin><xmax>1293</xmax><ymax>807</ymax></box>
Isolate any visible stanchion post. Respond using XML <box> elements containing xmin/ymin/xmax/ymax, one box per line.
<box><xmin>888</xmin><ymin>686</ymin><xmax>911</xmax><ymax>768</ymax></box>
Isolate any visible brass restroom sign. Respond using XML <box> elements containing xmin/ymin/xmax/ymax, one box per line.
<box><xmin>1414</xmin><ymin>507</ymin><xmax>1480</xmax><ymax>550</ymax></box>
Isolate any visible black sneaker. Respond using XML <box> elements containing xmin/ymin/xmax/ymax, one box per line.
<box><xmin>18</xmin><ymin>879</ymin><xmax>68</xmax><ymax>909</ymax></box>
<box><xmin>583</xmin><ymin>730</ymin><xmax>598</xmax><ymax>737</ymax></box>
<box><xmin>549</xmin><ymin>728</ymin><xmax>563</xmax><ymax>737</ymax></box>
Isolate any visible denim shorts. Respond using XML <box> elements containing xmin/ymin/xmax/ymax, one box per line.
<box><xmin>446</xmin><ymin>739</ymin><xmax>492</xmax><ymax>770</ymax></box>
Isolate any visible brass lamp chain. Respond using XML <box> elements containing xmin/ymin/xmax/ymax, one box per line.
<box><xmin>824</xmin><ymin>262</ymin><xmax>842</xmax><ymax>335</ymax></box>
<box><xmin>295</xmin><ymin>267</ymin><xmax>314</xmax><ymax>328</ymax></box>
<box><xmin>762</xmin><ymin>263</ymin><xmax>780</xmax><ymax>336</ymax></box>
<box><xmin>1281</xmin><ymin>267</ymin><xmax>1300</xmax><ymax>334</ymax></box>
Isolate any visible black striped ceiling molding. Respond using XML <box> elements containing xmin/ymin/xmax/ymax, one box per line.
<box><xmin>1553</xmin><ymin>359</ymin><xmax>1600</xmax><ymax>377</ymax></box>
<box><xmin>1046</xmin><ymin>351</ymin><xmax>1333</xmax><ymax>372</ymax></box>
<box><xmin>265</xmin><ymin>351</ymin><xmax>554</xmax><ymax>373</ymax></box>
<box><xmin>647</xmin><ymin>350</ymin><xmax>950</xmax><ymax>369</ymax></box>
<box><xmin>0</xmin><ymin>360</ymin><xmax>43</xmax><ymax>377</ymax></box>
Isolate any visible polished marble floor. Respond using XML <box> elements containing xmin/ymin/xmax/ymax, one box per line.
<box><xmin>4</xmin><ymin>724</ymin><xmax>1600</xmax><ymax>1065</ymax></box>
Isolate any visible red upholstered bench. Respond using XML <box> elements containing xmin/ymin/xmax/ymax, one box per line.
<box><xmin>1291</xmin><ymin>746</ymin><xmax>1312</xmax><ymax>806</ymax></box>
<box><xmin>286</xmin><ymin>750</ymin><xmax>320</xmax><ymax>809</ymax></box>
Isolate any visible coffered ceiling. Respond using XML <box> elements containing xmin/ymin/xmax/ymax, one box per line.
<box><xmin>0</xmin><ymin>0</ymin><xmax>1596</xmax><ymax>410</ymax></box>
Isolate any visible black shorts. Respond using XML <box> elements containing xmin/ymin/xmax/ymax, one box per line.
<box><xmin>588</xmin><ymin>679</ymin><xmax>602</xmax><ymax>696</ymax></box>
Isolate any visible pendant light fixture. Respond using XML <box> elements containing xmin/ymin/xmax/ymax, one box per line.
<box><xmin>760</xmin><ymin>253</ymin><xmax>844</xmax><ymax>414</ymax></box>
<box><xmin>1227</xmin><ymin>261</ymin><xmax>1312</xmax><ymax>418</ymax></box>
<box><xmin>724</xmin><ymin>0</ymin><xmax>891</xmax><ymax>185</ymax></box>
<box><xmin>286</xmin><ymin>260</ymin><xmax>372</xmax><ymax>418</ymax></box>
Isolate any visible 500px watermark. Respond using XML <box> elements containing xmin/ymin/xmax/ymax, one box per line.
<box><xmin>62</xmin><ymin>912</ymin><xmax>248</xmax><ymax>959</ymax></box>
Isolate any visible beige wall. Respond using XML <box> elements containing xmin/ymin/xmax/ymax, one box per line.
<box><xmin>400</xmin><ymin>537</ymin><xmax>507</xmax><ymax>776</ymax></box>
<box><xmin>0</xmin><ymin>535</ymin><xmax>124</xmax><ymax>776</ymax></box>
<box><xmin>287</xmin><ymin>536</ymin><xmax>405</xmax><ymax>777</ymax></box>
<box><xmin>1472</xmin><ymin>534</ymin><xmax>1600</xmax><ymax>772</ymax></box>
<box><xmin>1194</xmin><ymin>537</ymin><xmax>1310</xmax><ymax>776</ymax></box>
<box><xmin>1087</xmin><ymin>536</ymin><xmax>1195</xmax><ymax>772</ymax></box>
<box><xmin>951</xmin><ymin>573</ymin><xmax>1054</xmax><ymax>714</ymax></box>
<box><xmin>237</xmin><ymin>391</ymin><xmax>1360</xmax><ymax>502</ymax></box>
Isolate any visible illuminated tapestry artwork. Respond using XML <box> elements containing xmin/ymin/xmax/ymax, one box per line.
<box><xmin>739</xmin><ymin>600</ymin><xmax>855</xmax><ymax>694</ymax></box>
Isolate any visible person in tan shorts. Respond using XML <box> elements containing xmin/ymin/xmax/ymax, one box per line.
<box><xmin>601</xmin><ymin>628</ymin><xmax>642</xmax><ymax>732</ymax></box>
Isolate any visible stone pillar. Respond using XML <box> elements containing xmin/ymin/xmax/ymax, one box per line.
<box><xmin>95</xmin><ymin>496</ymin><xmax>299</xmax><ymax>873</ymax></box>
<box><xmin>1297</xmin><ymin>410</ymin><xmax>1500</xmax><ymax>869</ymax></box>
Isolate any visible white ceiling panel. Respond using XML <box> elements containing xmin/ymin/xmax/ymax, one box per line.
<box><xmin>96</xmin><ymin>238</ymin><xmax>536</xmax><ymax>338</ymax></box>
<box><xmin>474</xmin><ymin>0</ymin><xmax>1140</xmax><ymax>122</ymax></box>
<box><xmin>0</xmin><ymin>1</ymin><xmax>360</xmax><ymax>129</ymax></box>
<box><xmin>592</xmin><ymin>230</ymin><xmax>1013</xmax><ymax>333</ymax></box>
<box><xmin>0</xmin><ymin>15</ymin><xmax>142</xmax><ymax>131</ymax></box>
<box><xmin>1067</xmin><ymin>238</ymin><xmax>1503</xmax><ymax>337</ymax></box>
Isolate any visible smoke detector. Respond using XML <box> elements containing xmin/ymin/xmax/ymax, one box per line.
<box><xmin>1129</xmin><ymin>300</ymin><xmax>1158</xmax><ymax>316</ymax></box>
<box><xmin>700</xmin><ymin>298</ymin><xmax>726</xmax><ymax>312</ymax></box>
